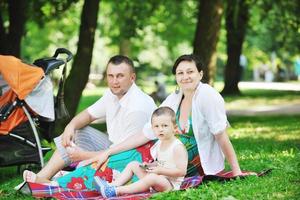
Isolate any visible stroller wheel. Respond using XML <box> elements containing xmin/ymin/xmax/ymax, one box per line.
<box><xmin>17</xmin><ymin>163</ymin><xmax>40</xmax><ymax>174</ymax></box>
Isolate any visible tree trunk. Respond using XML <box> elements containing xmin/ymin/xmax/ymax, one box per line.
<box><xmin>193</xmin><ymin>0</ymin><xmax>224</xmax><ymax>84</ymax></box>
<box><xmin>0</xmin><ymin>0</ymin><xmax>28</xmax><ymax>57</ymax></box>
<box><xmin>221</xmin><ymin>0</ymin><xmax>249</xmax><ymax>95</ymax></box>
<box><xmin>54</xmin><ymin>0</ymin><xmax>101</xmax><ymax>135</ymax></box>
<box><xmin>119</xmin><ymin>38</ymin><xmax>131</xmax><ymax>56</ymax></box>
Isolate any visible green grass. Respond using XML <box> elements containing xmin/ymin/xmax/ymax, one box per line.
<box><xmin>1</xmin><ymin>88</ymin><xmax>299</xmax><ymax>199</ymax></box>
<box><xmin>151</xmin><ymin>115</ymin><xmax>300</xmax><ymax>200</ymax></box>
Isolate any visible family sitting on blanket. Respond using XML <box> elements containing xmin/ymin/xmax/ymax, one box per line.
<box><xmin>22</xmin><ymin>54</ymin><xmax>243</xmax><ymax>193</ymax></box>
<box><xmin>23</xmin><ymin>55</ymin><xmax>157</xmax><ymax>185</ymax></box>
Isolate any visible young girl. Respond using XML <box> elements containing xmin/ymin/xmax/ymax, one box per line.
<box><xmin>94</xmin><ymin>106</ymin><xmax>188</xmax><ymax>198</ymax></box>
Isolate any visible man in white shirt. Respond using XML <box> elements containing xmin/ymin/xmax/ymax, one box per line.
<box><xmin>30</xmin><ymin>55</ymin><xmax>156</xmax><ymax>183</ymax></box>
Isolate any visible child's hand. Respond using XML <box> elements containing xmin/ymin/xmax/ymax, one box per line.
<box><xmin>140</xmin><ymin>160</ymin><xmax>158</xmax><ymax>170</ymax></box>
<box><xmin>143</xmin><ymin>161</ymin><xmax>158</xmax><ymax>167</ymax></box>
<box><xmin>146</xmin><ymin>165</ymin><xmax>164</xmax><ymax>174</ymax></box>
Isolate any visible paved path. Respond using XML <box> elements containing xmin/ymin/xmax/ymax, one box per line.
<box><xmin>227</xmin><ymin>103</ymin><xmax>300</xmax><ymax>116</ymax></box>
<box><xmin>238</xmin><ymin>81</ymin><xmax>300</xmax><ymax>91</ymax></box>
<box><xmin>227</xmin><ymin>82</ymin><xmax>300</xmax><ymax>116</ymax></box>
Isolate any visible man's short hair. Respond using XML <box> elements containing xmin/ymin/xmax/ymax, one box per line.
<box><xmin>107</xmin><ymin>55</ymin><xmax>135</xmax><ymax>73</ymax></box>
<box><xmin>151</xmin><ymin>106</ymin><xmax>176</xmax><ymax>125</ymax></box>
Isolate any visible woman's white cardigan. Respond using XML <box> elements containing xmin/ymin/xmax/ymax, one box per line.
<box><xmin>143</xmin><ymin>82</ymin><xmax>228</xmax><ymax>175</ymax></box>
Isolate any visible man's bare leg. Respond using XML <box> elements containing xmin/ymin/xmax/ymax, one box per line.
<box><xmin>35</xmin><ymin>149</ymin><xmax>65</xmax><ymax>182</ymax></box>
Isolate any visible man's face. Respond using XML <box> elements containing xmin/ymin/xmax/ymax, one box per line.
<box><xmin>106</xmin><ymin>62</ymin><xmax>135</xmax><ymax>99</ymax></box>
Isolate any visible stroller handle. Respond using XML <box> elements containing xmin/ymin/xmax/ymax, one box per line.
<box><xmin>33</xmin><ymin>48</ymin><xmax>73</xmax><ymax>74</ymax></box>
<box><xmin>53</xmin><ymin>48</ymin><xmax>73</xmax><ymax>62</ymax></box>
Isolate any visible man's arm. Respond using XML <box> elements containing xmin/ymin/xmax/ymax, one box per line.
<box><xmin>83</xmin><ymin>110</ymin><xmax>154</xmax><ymax>168</ymax></box>
<box><xmin>62</xmin><ymin>110</ymin><xmax>96</xmax><ymax>147</ymax></box>
<box><xmin>82</xmin><ymin>132</ymin><xmax>151</xmax><ymax>169</ymax></box>
<box><xmin>214</xmin><ymin>130</ymin><xmax>242</xmax><ymax>176</ymax></box>
<box><xmin>108</xmin><ymin>132</ymin><xmax>150</xmax><ymax>155</ymax></box>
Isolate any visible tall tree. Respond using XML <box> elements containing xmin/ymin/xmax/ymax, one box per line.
<box><xmin>0</xmin><ymin>0</ymin><xmax>28</xmax><ymax>57</ymax></box>
<box><xmin>193</xmin><ymin>0</ymin><xmax>224</xmax><ymax>84</ymax></box>
<box><xmin>222</xmin><ymin>0</ymin><xmax>250</xmax><ymax>95</ymax></box>
<box><xmin>56</xmin><ymin>0</ymin><xmax>101</xmax><ymax>133</ymax></box>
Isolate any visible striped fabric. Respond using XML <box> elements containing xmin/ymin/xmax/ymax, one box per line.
<box><xmin>54</xmin><ymin>126</ymin><xmax>111</xmax><ymax>166</ymax></box>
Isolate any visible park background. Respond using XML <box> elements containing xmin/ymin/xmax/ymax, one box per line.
<box><xmin>0</xmin><ymin>0</ymin><xmax>299</xmax><ymax>199</ymax></box>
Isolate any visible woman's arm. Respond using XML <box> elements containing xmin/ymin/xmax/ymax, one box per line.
<box><xmin>214</xmin><ymin>131</ymin><xmax>242</xmax><ymax>176</ymax></box>
<box><xmin>147</xmin><ymin>144</ymin><xmax>188</xmax><ymax>177</ymax></box>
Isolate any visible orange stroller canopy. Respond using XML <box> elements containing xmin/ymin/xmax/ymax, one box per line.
<box><xmin>0</xmin><ymin>55</ymin><xmax>44</xmax><ymax>100</ymax></box>
<box><xmin>0</xmin><ymin>55</ymin><xmax>44</xmax><ymax>134</ymax></box>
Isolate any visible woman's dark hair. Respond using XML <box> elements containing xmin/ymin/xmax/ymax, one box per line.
<box><xmin>172</xmin><ymin>54</ymin><xmax>204</xmax><ymax>74</ymax></box>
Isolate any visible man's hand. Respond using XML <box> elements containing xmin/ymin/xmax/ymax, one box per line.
<box><xmin>62</xmin><ymin>125</ymin><xmax>76</xmax><ymax>147</ymax></box>
<box><xmin>80</xmin><ymin>150</ymin><xmax>110</xmax><ymax>170</ymax></box>
<box><xmin>66</xmin><ymin>145</ymin><xmax>87</xmax><ymax>162</ymax></box>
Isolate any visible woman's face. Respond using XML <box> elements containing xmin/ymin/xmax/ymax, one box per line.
<box><xmin>175</xmin><ymin>61</ymin><xmax>203</xmax><ymax>92</ymax></box>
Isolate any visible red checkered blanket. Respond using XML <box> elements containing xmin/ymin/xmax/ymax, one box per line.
<box><xmin>27</xmin><ymin>170</ymin><xmax>270</xmax><ymax>200</ymax></box>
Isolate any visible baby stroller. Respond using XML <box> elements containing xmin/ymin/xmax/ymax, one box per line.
<box><xmin>0</xmin><ymin>48</ymin><xmax>73</xmax><ymax>170</ymax></box>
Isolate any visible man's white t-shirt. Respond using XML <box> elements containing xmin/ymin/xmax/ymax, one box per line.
<box><xmin>87</xmin><ymin>83</ymin><xmax>156</xmax><ymax>145</ymax></box>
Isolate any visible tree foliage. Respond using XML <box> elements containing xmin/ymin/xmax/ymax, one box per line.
<box><xmin>1</xmin><ymin>0</ymin><xmax>299</xmax><ymax>121</ymax></box>
<box><xmin>0</xmin><ymin>0</ymin><xmax>79</xmax><ymax>58</ymax></box>
<box><xmin>246</xmin><ymin>0</ymin><xmax>300</xmax><ymax>64</ymax></box>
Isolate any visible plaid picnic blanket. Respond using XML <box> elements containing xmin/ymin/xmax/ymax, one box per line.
<box><xmin>27</xmin><ymin>170</ymin><xmax>270</xmax><ymax>200</ymax></box>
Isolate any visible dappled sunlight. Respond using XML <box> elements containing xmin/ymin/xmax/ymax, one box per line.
<box><xmin>228</xmin><ymin>126</ymin><xmax>278</xmax><ymax>139</ymax></box>
<box><xmin>238</xmin><ymin>150</ymin><xmax>297</xmax><ymax>162</ymax></box>
<box><xmin>274</xmin><ymin>134</ymin><xmax>300</xmax><ymax>142</ymax></box>
<box><xmin>237</xmin><ymin>128</ymin><xmax>300</xmax><ymax>142</ymax></box>
<box><xmin>238</xmin><ymin>148</ymin><xmax>298</xmax><ymax>172</ymax></box>
<box><xmin>228</xmin><ymin>116</ymin><xmax>300</xmax><ymax>144</ymax></box>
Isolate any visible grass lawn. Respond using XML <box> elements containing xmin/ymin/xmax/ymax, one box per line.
<box><xmin>151</xmin><ymin>115</ymin><xmax>300</xmax><ymax>200</ymax></box>
<box><xmin>0</xmin><ymin>88</ymin><xmax>299</xmax><ymax>200</ymax></box>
